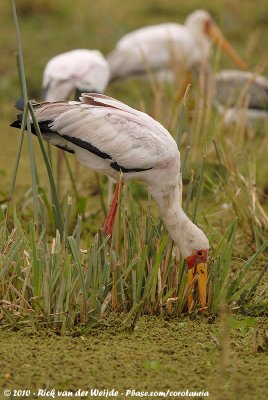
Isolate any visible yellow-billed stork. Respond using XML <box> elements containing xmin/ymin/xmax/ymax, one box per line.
<box><xmin>42</xmin><ymin>49</ymin><xmax>110</xmax><ymax>101</ymax></box>
<box><xmin>11</xmin><ymin>93</ymin><xmax>209</xmax><ymax>311</ymax></box>
<box><xmin>107</xmin><ymin>9</ymin><xmax>246</xmax><ymax>88</ymax></box>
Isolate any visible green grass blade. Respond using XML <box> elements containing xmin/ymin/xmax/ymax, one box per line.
<box><xmin>28</xmin><ymin>103</ymin><xmax>64</xmax><ymax>236</ymax></box>
<box><xmin>12</xmin><ymin>0</ymin><xmax>39</xmax><ymax>223</ymax></box>
<box><xmin>9</xmin><ymin>104</ymin><xmax>28</xmax><ymax>198</ymax></box>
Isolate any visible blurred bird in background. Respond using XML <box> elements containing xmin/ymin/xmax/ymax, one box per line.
<box><xmin>108</xmin><ymin>10</ymin><xmax>247</xmax><ymax>97</ymax></box>
<box><xmin>42</xmin><ymin>49</ymin><xmax>110</xmax><ymax>101</ymax></box>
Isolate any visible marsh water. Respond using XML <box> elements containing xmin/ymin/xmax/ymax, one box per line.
<box><xmin>1</xmin><ymin>316</ymin><xmax>267</xmax><ymax>400</ymax></box>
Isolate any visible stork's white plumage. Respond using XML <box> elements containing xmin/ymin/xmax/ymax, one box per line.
<box><xmin>42</xmin><ymin>49</ymin><xmax>110</xmax><ymax>101</ymax></box>
<box><xmin>11</xmin><ymin>93</ymin><xmax>209</xmax><ymax>311</ymax></box>
<box><xmin>107</xmin><ymin>10</ymin><xmax>246</xmax><ymax>85</ymax></box>
<box><xmin>214</xmin><ymin>70</ymin><xmax>268</xmax><ymax>125</ymax></box>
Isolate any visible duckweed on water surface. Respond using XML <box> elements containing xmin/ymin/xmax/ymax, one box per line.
<box><xmin>0</xmin><ymin>316</ymin><xmax>267</xmax><ymax>400</ymax></box>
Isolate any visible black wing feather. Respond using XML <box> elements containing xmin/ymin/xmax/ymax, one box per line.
<box><xmin>10</xmin><ymin>114</ymin><xmax>153</xmax><ymax>173</ymax></box>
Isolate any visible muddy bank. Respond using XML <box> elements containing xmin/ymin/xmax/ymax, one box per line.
<box><xmin>0</xmin><ymin>316</ymin><xmax>267</xmax><ymax>400</ymax></box>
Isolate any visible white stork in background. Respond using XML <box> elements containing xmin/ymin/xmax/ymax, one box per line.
<box><xmin>213</xmin><ymin>70</ymin><xmax>268</xmax><ymax>126</ymax></box>
<box><xmin>11</xmin><ymin>93</ymin><xmax>209</xmax><ymax>312</ymax></box>
<box><xmin>42</xmin><ymin>49</ymin><xmax>111</xmax><ymax>198</ymax></box>
<box><xmin>42</xmin><ymin>49</ymin><xmax>110</xmax><ymax>101</ymax></box>
<box><xmin>107</xmin><ymin>9</ymin><xmax>247</xmax><ymax>94</ymax></box>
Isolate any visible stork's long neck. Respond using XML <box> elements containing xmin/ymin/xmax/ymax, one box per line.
<box><xmin>148</xmin><ymin>183</ymin><xmax>200</xmax><ymax>258</ymax></box>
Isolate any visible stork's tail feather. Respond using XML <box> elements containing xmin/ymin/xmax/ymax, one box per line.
<box><xmin>15</xmin><ymin>98</ymin><xmax>25</xmax><ymax>111</ymax></box>
<box><xmin>10</xmin><ymin>115</ymin><xmax>75</xmax><ymax>155</ymax></box>
<box><xmin>10</xmin><ymin>115</ymin><xmax>54</xmax><ymax>134</ymax></box>
<box><xmin>14</xmin><ymin>98</ymin><xmax>40</xmax><ymax>112</ymax></box>
<box><xmin>10</xmin><ymin>119</ymin><xmax>22</xmax><ymax>129</ymax></box>
<box><xmin>10</xmin><ymin>98</ymin><xmax>44</xmax><ymax>128</ymax></box>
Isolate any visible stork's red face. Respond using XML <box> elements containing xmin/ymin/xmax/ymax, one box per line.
<box><xmin>186</xmin><ymin>249</ymin><xmax>208</xmax><ymax>313</ymax></box>
<box><xmin>186</xmin><ymin>249</ymin><xmax>208</xmax><ymax>269</ymax></box>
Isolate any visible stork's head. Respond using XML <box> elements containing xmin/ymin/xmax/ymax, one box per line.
<box><xmin>179</xmin><ymin>220</ymin><xmax>209</xmax><ymax>260</ymax></box>
<box><xmin>185</xmin><ymin>9</ymin><xmax>247</xmax><ymax>70</ymax></box>
<box><xmin>185</xmin><ymin>10</ymin><xmax>213</xmax><ymax>35</ymax></box>
<box><xmin>179</xmin><ymin>221</ymin><xmax>209</xmax><ymax>312</ymax></box>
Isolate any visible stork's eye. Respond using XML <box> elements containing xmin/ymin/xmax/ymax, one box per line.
<box><xmin>197</xmin><ymin>250</ymin><xmax>203</xmax><ymax>256</ymax></box>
